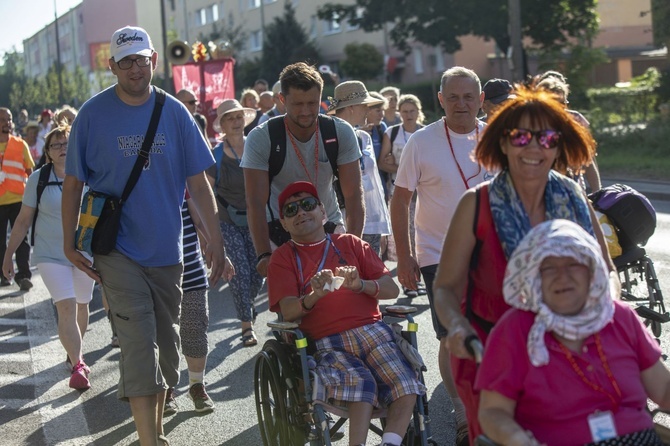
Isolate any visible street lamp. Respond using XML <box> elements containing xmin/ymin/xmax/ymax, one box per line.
<box><xmin>53</xmin><ymin>0</ymin><xmax>65</xmax><ymax>105</ymax></box>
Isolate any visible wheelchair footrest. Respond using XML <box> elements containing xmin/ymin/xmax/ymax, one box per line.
<box><xmin>635</xmin><ymin>305</ymin><xmax>670</xmax><ymax>323</ymax></box>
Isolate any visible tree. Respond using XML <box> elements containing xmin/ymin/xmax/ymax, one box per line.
<box><xmin>651</xmin><ymin>0</ymin><xmax>670</xmax><ymax>102</ymax></box>
<box><xmin>260</xmin><ymin>2</ymin><xmax>320</xmax><ymax>81</ymax></box>
<box><xmin>340</xmin><ymin>43</ymin><xmax>384</xmax><ymax>80</ymax></box>
<box><xmin>318</xmin><ymin>0</ymin><xmax>599</xmax><ymax>57</ymax></box>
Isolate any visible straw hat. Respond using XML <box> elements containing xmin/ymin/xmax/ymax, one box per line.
<box><xmin>213</xmin><ymin>99</ymin><xmax>257</xmax><ymax>132</ymax></box>
<box><xmin>327</xmin><ymin>81</ymin><xmax>384</xmax><ymax>114</ymax></box>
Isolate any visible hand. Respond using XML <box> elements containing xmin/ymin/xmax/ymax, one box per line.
<box><xmin>2</xmin><ymin>254</ymin><xmax>15</xmax><ymax>282</ymax></box>
<box><xmin>256</xmin><ymin>256</ymin><xmax>269</xmax><ymax>278</ymax></box>
<box><xmin>335</xmin><ymin>265</ymin><xmax>361</xmax><ymax>291</ymax></box>
<box><xmin>64</xmin><ymin>247</ymin><xmax>101</xmax><ymax>282</ymax></box>
<box><xmin>396</xmin><ymin>255</ymin><xmax>421</xmax><ymax>291</ymax></box>
<box><xmin>385</xmin><ymin>153</ymin><xmax>396</xmax><ymax>166</ymax></box>
<box><xmin>446</xmin><ymin>318</ymin><xmax>478</xmax><ymax>359</ymax></box>
<box><xmin>508</xmin><ymin>430</ymin><xmax>545</xmax><ymax>446</ymax></box>
<box><xmin>221</xmin><ymin>255</ymin><xmax>235</xmax><ymax>282</ymax></box>
<box><xmin>310</xmin><ymin>269</ymin><xmax>335</xmax><ymax>298</ymax></box>
<box><xmin>204</xmin><ymin>243</ymin><xmax>228</xmax><ymax>286</ymax></box>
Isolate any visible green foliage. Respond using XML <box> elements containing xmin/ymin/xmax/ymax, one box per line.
<box><xmin>537</xmin><ymin>44</ymin><xmax>609</xmax><ymax>101</ymax></box>
<box><xmin>651</xmin><ymin>0</ymin><xmax>670</xmax><ymax>49</ymax></box>
<box><xmin>260</xmin><ymin>2</ymin><xmax>320</xmax><ymax>82</ymax></box>
<box><xmin>340</xmin><ymin>43</ymin><xmax>383</xmax><ymax>81</ymax></box>
<box><xmin>318</xmin><ymin>0</ymin><xmax>598</xmax><ymax>55</ymax></box>
<box><xmin>585</xmin><ymin>68</ymin><xmax>661</xmax><ymax>128</ymax></box>
<box><xmin>235</xmin><ymin>57</ymin><xmax>264</xmax><ymax>93</ymax></box>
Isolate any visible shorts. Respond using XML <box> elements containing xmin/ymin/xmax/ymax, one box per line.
<box><xmin>420</xmin><ymin>264</ymin><xmax>448</xmax><ymax>339</ymax></box>
<box><xmin>314</xmin><ymin>321</ymin><xmax>425</xmax><ymax>408</ymax></box>
<box><xmin>94</xmin><ymin>250</ymin><xmax>183</xmax><ymax>400</ymax></box>
<box><xmin>37</xmin><ymin>262</ymin><xmax>95</xmax><ymax>304</ymax></box>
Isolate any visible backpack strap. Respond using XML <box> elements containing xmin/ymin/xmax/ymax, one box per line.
<box><xmin>318</xmin><ymin>115</ymin><xmax>339</xmax><ymax>179</ymax></box>
<box><xmin>267</xmin><ymin>116</ymin><xmax>287</xmax><ymax>185</ymax></box>
<box><xmin>390</xmin><ymin>124</ymin><xmax>401</xmax><ymax>146</ymax></box>
<box><xmin>31</xmin><ymin>163</ymin><xmax>56</xmax><ymax>246</ymax></box>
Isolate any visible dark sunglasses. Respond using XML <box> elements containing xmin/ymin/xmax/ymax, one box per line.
<box><xmin>282</xmin><ymin>197</ymin><xmax>319</xmax><ymax>218</ymax></box>
<box><xmin>504</xmin><ymin>128</ymin><xmax>561</xmax><ymax>149</ymax></box>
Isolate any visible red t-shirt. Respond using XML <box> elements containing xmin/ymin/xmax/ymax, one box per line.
<box><xmin>475</xmin><ymin>300</ymin><xmax>661</xmax><ymax>445</ymax></box>
<box><xmin>267</xmin><ymin>234</ymin><xmax>389</xmax><ymax>340</ymax></box>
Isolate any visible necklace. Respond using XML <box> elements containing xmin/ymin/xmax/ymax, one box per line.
<box><xmin>51</xmin><ymin>167</ymin><xmax>63</xmax><ymax>192</ymax></box>
<box><xmin>285</xmin><ymin>118</ymin><xmax>319</xmax><ymax>185</ymax></box>
<box><xmin>444</xmin><ymin>118</ymin><xmax>481</xmax><ymax>189</ymax></box>
<box><xmin>557</xmin><ymin>333</ymin><xmax>622</xmax><ymax>412</ymax></box>
<box><xmin>292</xmin><ymin>237</ymin><xmax>327</xmax><ymax>247</ymax></box>
<box><xmin>225</xmin><ymin>138</ymin><xmax>243</xmax><ymax>164</ymax></box>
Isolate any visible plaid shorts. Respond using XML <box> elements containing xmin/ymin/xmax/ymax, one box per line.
<box><xmin>314</xmin><ymin>321</ymin><xmax>425</xmax><ymax>408</ymax></box>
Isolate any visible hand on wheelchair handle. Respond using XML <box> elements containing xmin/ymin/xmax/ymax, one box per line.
<box><xmin>446</xmin><ymin>321</ymin><xmax>479</xmax><ymax>359</ymax></box>
<box><xmin>464</xmin><ymin>334</ymin><xmax>484</xmax><ymax>364</ymax></box>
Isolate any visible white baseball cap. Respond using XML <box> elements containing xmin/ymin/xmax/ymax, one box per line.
<box><xmin>110</xmin><ymin>26</ymin><xmax>154</xmax><ymax>62</ymax></box>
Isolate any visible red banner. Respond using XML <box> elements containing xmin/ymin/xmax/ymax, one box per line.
<box><xmin>172</xmin><ymin>58</ymin><xmax>235</xmax><ymax>141</ymax></box>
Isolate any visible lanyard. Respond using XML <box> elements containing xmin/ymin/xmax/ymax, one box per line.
<box><xmin>444</xmin><ymin>118</ymin><xmax>481</xmax><ymax>189</ymax></box>
<box><xmin>285</xmin><ymin>118</ymin><xmax>320</xmax><ymax>185</ymax></box>
<box><xmin>558</xmin><ymin>333</ymin><xmax>622</xmax><ymax>412</ymax></box>
<box><xmin>225</xmin><ymin>139</ymin><xmax>241</xmax><ymax>164</ymax></box>
<box><xmin>291</xmin><ymin>234</ymin><xmax>345</xmax><ymax>295</ymax></box>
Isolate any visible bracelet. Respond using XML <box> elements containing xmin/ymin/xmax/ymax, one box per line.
<box><xmin>372</xmin><ymin>280</ymin><xmax>380</xmax><ymax>298</ymax></box>
<box><xmin>356</xmin><ymin>279</ymin><xmax>366</xmax><ymax>293</ymax></box>
<box><xmin>256</xmin><ymin>251</ymin><xmax>272</xmax><ymax>263</ymax></box>
<box><xmin>300</xmin><ymin>296</ymin><xmax>313</xmax><ymax>313</ymax></box>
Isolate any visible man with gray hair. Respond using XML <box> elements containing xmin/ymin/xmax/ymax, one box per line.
<box><xmin>390</xmin><ymin>66</ymin><xmax>490</xmax><ymax>445</ymax></box>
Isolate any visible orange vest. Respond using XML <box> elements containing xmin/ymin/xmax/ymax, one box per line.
<box><xmin>0</xmin><ymin>135</ymin><xmax>28</xmax><ymax>195</ymax></box>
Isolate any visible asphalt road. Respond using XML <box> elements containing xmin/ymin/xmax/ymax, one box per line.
<box><xmin>1</xmin><ymin>194</ymin><xmax>669</xmax><ymax>446</ymax></box>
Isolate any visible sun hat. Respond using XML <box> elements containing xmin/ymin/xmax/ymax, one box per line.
<box><xmin>483</xmin><ymin>78</ymin><xmax>514</xmax><ymax>104</ymax></box>
<box><xmin>278</xmin><ymin>181</ymin><xmax>320</xmax><ymax>218</ymax></box>
<box><xmin>213</xmin><ymin>99</ymin><xmax>257</xmax><ymax>132</ymax></box>
<box><xmin>110</xmin><ymin>26</ymin><xmax>154</xmax><ymax>62</ymax></box>
<box><xmin>327</xmin><ymin>81</ymin><xmax>384</xmax><ymax>114</ymax></box>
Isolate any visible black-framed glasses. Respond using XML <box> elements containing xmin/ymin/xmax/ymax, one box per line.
<box><xmin>48</xmin><ymin>142</ymin><xmax>68</xmax><ymax>150</ymax></box>
<box><xmin>504</xmin><ymin>128</ymin><xmax>561</xmax><ymax>150</ymax></box>
<box><xmin>116</xmin><ymin>55</ymin><xmax>152</xmax><ymax>70</ymax></box>
<box><xmin>282</xmin><ymin>197</ymin><xmax>319</xmax><ymax>218</ymax></box>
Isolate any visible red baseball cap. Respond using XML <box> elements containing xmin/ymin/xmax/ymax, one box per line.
<box><xmin>278</xmin><ymin>181</ymin><xmax>319</xmax><ymax>218</ymax></box>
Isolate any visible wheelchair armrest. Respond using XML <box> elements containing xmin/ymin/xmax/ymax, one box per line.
<box><xmin>267</xmin><ymin>320</ymin><xmax>300</xmax><ymax>330</ymax></box>
<box><xmin>384</xmin><ymin>305</ymin><xmax>417</xmax><ymax>315</ymax></box>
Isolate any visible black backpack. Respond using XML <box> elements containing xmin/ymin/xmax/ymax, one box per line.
<box><xmin>267</xmin><ymin>114</ymin><xmax>344</xmax><ymax>208</ymax></box>
<box><xmin>388</xmin><ymin>123</ymin><xmax>424</xmax><ymax>146</ymax></box>
<box><xmin>589</xmin><ymin>184</ymin><xmax>656</xmax><ymax>249</ymax></box>
<box><xmin>31</xmin><ymin>163</ymin><xmax>62</xmax><ymax>246</ymax></box>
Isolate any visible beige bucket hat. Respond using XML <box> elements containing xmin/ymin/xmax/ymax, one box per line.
<box><xmin>213</xmin><ymin>99</ymin><xmax>257</xmax><ymax>132</ymax></box>
<box><xmin>327</xmin><ymin>81</ymin><xmax>384</xmax><ymax>114</ymax></box>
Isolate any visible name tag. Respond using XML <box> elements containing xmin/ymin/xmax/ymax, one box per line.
<box><xmin>588</xmin><ymin>411</ymin><xmax>617</xmax><ymax>442</ymax></box>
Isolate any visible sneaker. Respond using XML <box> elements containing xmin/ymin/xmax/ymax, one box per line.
<box><xmin>0</xmin><ymin>277</ymin><xmax>11</xmax><ymax>287</ymax></box>
<box><xmin>66</xmin><ymin>356</ymin><xmax>90</xmax><ymax>374</ymax></box>
<box><xmin>18</xmin><ymin>278</ymin><xmax>33</xmax><ymax>291</ymax></box>
<box><xmin>188</xmin><ymin>383</ymin><xmax>215</xmax><ymax>413</ymax></box>
<box><xmin>164</xmin><ymin>387</ymin><xmax>178</xmax><ymax>416</ymax></box>
<box><xmin>69</xmin><ymin>361</ymin><xmax>91</xmax><ymax>390</ymax></box>
<box><xmin>110</xmin><ymin>335</ymin><xmax>120</xmax><ymax>348</ymax></box>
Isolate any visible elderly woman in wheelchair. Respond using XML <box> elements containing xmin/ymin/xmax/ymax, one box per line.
<box><xmin>475</xmin><ymin>220</ymin><xmax>670</xmax><ymax>446</ymax></box>
<box><xmin>265</xmin><ymin>181</ymin><xmax>426</xmax><ymax>446</ymax></box>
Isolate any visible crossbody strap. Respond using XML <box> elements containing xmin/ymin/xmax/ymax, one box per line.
<box><xmin>120</xmin><ymin>87</ymin><xmax>166</xmax><ymax>203</ymax></box>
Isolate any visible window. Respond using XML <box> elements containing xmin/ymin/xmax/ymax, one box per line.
<box><xmin>324</xmin><ymin>13</ymin><xmax>341</xmax><ymax>35</ymax></box>
<box><xmin>212</xmin><ymin>4</ymin><xmax>219</xmax><ymax>22</ymax></box>
<box><xmin>249</xmin><ymin>30</ymin><xmax>262</xmax><ymax>51</ymax></box>
<box><xmin>196</xmin><ymin>8</ymin><xmax>206</xmax><ymax>26</ymax></box>
<box><xmin>309</xmin><ymin>15</ymin><xmax>317</xmax><ymax>38</ymax></box>
<box><xmin>248</xmin><ymin>0</ymin><xmax>260</xmax><ymax>9</ymax></box>
<box><xmin>434</xmin><ymin>51</ymin><xmax>445</xmax><ymax>72</ymax></box>
<box><xmin>413</xmin><ymin>48</ymin><xmax>424</xmax><ymax>74</ymax></box>
<box><xmin>346</xmin><ymin>7</ymin><xmax>363</xmax><ymax>31</ymax></box>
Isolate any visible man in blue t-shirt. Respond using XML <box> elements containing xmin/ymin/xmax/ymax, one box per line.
<box><xmin>62</xmin><ymin>26</ymin><xmax>233</xmax><ymax>446</ymax></box>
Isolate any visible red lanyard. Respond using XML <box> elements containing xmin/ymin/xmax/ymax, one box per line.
<box><xmin>558</xmin><ymin>333</ymin><xmax>622</xmax><ymax>412</ymax></box>
<box><xmin>444</xmin><ymin>118</ymin><xmax>481</xmax><ymax>189</ymax></box>
<box><xmin>285</xmin><ymin>118</ymin><xmax>320</xmax><ymax>185</ymax></box>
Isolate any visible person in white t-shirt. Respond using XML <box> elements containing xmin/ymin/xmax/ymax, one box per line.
<box><xmin>391</xmin><ymin>66</ymin><xmax>492</xmax><ymax>445</ymax></box>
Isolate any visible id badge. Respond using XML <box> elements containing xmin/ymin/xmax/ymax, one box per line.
<box><xmin>588</xmin><ymin>411</ymin><xmax>617</xmax><ymax>442</ymax></box>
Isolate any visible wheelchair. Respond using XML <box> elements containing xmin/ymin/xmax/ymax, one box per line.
<box><xmin>615</xmin><ymin>245</ymin><xmax>669</xmax><ymax>338</ymax></box>
<box><xmin>253</xmin><ymin>305</ymin><xmax>438</xmax><ymax>446</ymax></box>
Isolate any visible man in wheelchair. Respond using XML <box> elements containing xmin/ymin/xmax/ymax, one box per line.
<box><xmin>267</xmin><ymin>181</ymin><xmax>426</xmax><ymax>446</ymax></box>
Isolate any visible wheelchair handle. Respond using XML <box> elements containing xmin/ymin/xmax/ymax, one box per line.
<box><xmin>464</xmin><ymin>334</ymin><xmax>484</xmax><ymax>364</ymax></box>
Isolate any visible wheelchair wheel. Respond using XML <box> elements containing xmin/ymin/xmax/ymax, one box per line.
<box><xmin>254</xmin><ymin>340</ymin><xmax>307</xmax><ymax>446</ymax></box>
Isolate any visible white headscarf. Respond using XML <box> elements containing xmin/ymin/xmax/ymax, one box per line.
<box><xmin>503</xmin><ymin>219</ymin><xmax>616</xmax><ymax>367</ymax></box>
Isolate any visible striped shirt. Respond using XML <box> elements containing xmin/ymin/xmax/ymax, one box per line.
<box><xmin>181</xmin><ymin>199</ymin><xmax>208</xmax><ymax>292</ymax></box>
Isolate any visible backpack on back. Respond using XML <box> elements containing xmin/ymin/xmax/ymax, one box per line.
<box><xmin>31</xmin><ymin>163</ymin><xmax>61</xmax><ymax>246</ymax></box>
<box><xmin>588</xmin><ymin>184</ymin><xmax>656</xmax><ymax>249</ymax></box>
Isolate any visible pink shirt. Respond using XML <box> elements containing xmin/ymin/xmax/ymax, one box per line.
<box><xmin>475</xmin><ymin>300</ymin><xmax>661</xmax><ymax>445</ymax></box>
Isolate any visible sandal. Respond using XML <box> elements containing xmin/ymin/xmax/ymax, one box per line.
<box><xmin>241</xmin><ymin>328</ymin><xmax>258</xmax><ymax>347</ymax></box>
<box><xmin>456</xmin><ymin>423</ymin><xmax>469</xmax><ymax>446</ymax></box>
<box><xmin>158</xmin><ymin>434</ymin><xmax>170</xmax><ymax>446</ymax></box>
<box><xmin>416</xmin><ymin>283</ymin><xmax>428</xmax><ymax>296</ymax></box>
<box><xmin>403</xmin><ymin>287</ymin><xmax>419</xmax><ymax>298</ymax></box>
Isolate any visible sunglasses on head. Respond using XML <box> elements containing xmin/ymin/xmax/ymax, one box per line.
<box><xmin>504</xmin><ymin>128</ymin><xmax>561</xmax><ymax>149</ymax></box>
<box><xmin>282</xmin><ymin>197</ymin><xmax>319</xmax><ymax>218</ymax></box>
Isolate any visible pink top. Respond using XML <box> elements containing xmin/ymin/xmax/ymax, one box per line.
<box><xmin>475</xmin><ymin>300</ymin><xmax>661</xmax><ymax>445</ymax></box>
